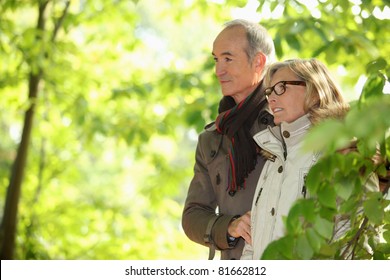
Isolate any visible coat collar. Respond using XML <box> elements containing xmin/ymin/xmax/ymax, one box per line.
<box><xmin>269</xmin><ymin>114</ymin><xmax>311</xmax><ymax>146</ymax></box>
<box><xmin>253</xmin><ymin>114</ymin><xmax>312</xmax><ymax>151</ymax></box>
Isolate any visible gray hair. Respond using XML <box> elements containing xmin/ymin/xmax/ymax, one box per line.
<box><xmin>224</xmin><ymin>19</ymin><xmax>276</xmax><ymax>66</ymax></box>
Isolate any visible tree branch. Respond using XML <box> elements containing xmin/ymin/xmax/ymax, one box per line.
<box><xmin>51</xmin><ymin>1</ymin><xmax>71</xmax><ymax>42</ymax></box>
<box><xmin>341</xmin><ymin>217</ymin><xmax>369</xmax><ymax>259</ymax></box>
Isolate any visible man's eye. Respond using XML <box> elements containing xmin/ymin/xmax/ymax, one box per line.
<box><xmin>225</xmin><ymin>57</ymin><xmax>232</xmax><ymax>62</ymax></box>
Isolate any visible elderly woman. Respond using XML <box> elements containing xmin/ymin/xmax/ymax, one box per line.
<box><xmin>240</xmin><ymin>58</ymin><xmax>351</xmax><ymax>260</ymax></box>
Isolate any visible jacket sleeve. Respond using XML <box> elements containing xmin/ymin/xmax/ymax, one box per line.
<box><xmin>182</xmin><ymin>131</ymin><xmax>235</xmax><ymax>250</ymax></box>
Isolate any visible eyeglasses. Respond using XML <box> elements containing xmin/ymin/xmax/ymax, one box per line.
<box><xmin>264</xmin><ymin>81</ymin><xmax>306</xmax><ymax>98</ymax></box>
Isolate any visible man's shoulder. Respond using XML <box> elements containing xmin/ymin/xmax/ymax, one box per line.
<box><xmin>197</xmin><ymin>121</ymin><xmax>225</xmax><ymax>154</ymax></box>
<box><xmin>198</xmin><ymin>122</ymin><xmax>220</xmax><ymax>142</ymax></box>
<box><xmin>204</xmin><ymin>121</ymin><xmax>217</xmax><ymax>132</ymax></box>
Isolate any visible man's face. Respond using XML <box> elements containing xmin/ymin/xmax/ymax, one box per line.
<box><xmin>212</xmin><ymin>26</ymin><xmax>262</xmax><ymax>103</ymax></box>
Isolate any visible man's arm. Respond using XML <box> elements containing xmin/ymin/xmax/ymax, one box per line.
<box><xmin>182</xmin><ymin>132</ymin><xmax>236</xmax><ymax>250</ymax></box>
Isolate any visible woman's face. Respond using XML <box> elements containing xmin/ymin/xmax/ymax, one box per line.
<box><xmin>266</xmin><ymin>67</ymin><xmax>307</xmax><ymax>125</ymax></box>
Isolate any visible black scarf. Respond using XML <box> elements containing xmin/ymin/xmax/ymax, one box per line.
<box><xmin>215</xmin><ymin>83</ymin><xmax>267</xmax><ymax>194</ymax></box>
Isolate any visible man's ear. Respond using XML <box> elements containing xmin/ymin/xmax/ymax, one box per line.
<box><xmin>255</xmin><ymin>52</ymin><xmax>266</xmax><ymax>72</ymax></box>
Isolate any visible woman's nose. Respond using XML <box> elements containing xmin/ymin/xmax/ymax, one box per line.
<box><xmin>267</xmin><ymin>93</ymin><xmax>277</xmax><ymax>103</ymax></box>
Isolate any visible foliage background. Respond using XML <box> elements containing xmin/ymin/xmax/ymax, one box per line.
<box><xmin>0</xmin><ymin>0</ymin><xmax>389</xmax><ymax>259</ymax></box>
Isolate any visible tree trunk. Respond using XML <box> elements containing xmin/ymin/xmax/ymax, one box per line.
<box><xmin>0</xmin><ymin>75</ymin><xmax>42</xmax><ymax>259</ymax></box>
<box><xmin>0</xmin><ymin>1</ymin><xmax>48</xmax><ymax>260</ymax></box>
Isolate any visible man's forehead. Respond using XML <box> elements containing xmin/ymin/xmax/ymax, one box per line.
<box><xmin>212</xmin><ymin>28</ymin><xmax>247</xmax><ymax>56</ymax></box>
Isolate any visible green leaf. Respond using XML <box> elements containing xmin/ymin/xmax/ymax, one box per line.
<box><xmin>296</xmin><ymin>234</ymin><xmax>314</xmax><ymax>259</ymax></box>
<box><xmin>318</xmin><ymin>185</ymin><xmax>337</xmax><ymax>209</ymax></box>
<box><xmin>376</xmin><ymin>163</ymin><xmax>389</xmax><ymax>178</ymax></box>
<box><xmin>286</xmin><ymin>34</ymin><xmax>301</xmax><ymax>51</ymax></box>
<box><xmin>373</xmin><ymin>251</ymin><xmax>386</xmax><ymax>260</ymax></box>
<box><xmin>318</xmin><ymin>243</ymin><xmax>336</xmax><ymax>258</ymax></box>
<box><xmin>325</xmin><ymin>40</ymin><xmax>342</xmax><ymax>64</ymax></box>
<box><xmin>261</xmin><ymin>236</ymin><xmax>295</xmax><ymax>260</ymax></box>
<box><xmin>334</xmin><ymin>180</ymin><xmax>355</xmax><ymax>201</ymax></box>
<box><xmin>373</xmin><ymin>242</ymin><xmax>390</xmax><ymax>260</ymax></box>
<box><xmin>363</xmin><ymin>192</ymin><xmax>384</xmax><ymax>225</ymax></box>
<box><xmin>337</xmin><ymin>173</ymin><xmax>363</xmax><ymax>200</ymax></box>
<box><xmin>314</xmin><ymin>216</ymin><xmax>333</xmax><ymax>239</ymax></box>
<box><xmin>359</xmin><ymin>74</ymin><xmax>386</xmax><ymax>103</ymax></box>
<box><xmin>306</xmin><ymin>227</ymin><xmax>325</xmax><ymax>253</ymax></box>
<box><xmin>376</xmin><ymin>243</ymin><xmax>390</xmax><ymax>254</ymax></box>
<box><xmin>339</xmin><ymin>196</ymin><xmax>359</xmax><ymax>213</ymax></box>
<box><xmin>303</xmin><ymin>119</ymin><xmax>349</xmax><ymax>153</ymax></box>
<box><xmin>318</xmin><ymin>207</ymin><xmax>337</xmax><ymax>221</ymax></box>
<box><xmin>286</xmin><ymin>199</ymin><xmax>316</xmax><ymax>234</ymax></box>
<box><xmin>305</xmin><ymin>158</ymin><xmax>333</xmax><ymax>194</ymax></box>
<box><xmin>384</xmin><ymin>211</ymin><xmax>390</xmax><ymax>224</ymax></box>
<box><xmin>366</xmin><ymin>58</ymin><xmax>387</xmax><ymax>74</ymax></box>
<box><xmin>274</xmin><ymin>35</ymin><xmax>283</xmax><ymax>58</ymax></box>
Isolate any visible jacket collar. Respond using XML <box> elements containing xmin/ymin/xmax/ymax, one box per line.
<box><xmin>254</xmin><ymin>114</ymin><xmax>311</xmax><ymax>148</ymax></box>
<box><xmin>269</xmin><ymin>114</ymin><xmax>311</xmax><ymax>146</ymax></box>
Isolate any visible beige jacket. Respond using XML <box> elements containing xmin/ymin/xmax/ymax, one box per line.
<box><xmin>241</xmin><ymin>115</ymin><xmax>319</xmax><ymax>259</ymax></box>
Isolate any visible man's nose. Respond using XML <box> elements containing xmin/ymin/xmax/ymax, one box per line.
<box><xmin>215</xmin><ymin>62</ymin><xmax>226</xmax><ymax>77</ymax></box>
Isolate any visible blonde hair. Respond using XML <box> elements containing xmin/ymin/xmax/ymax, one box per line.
<box><xmin>264</xmin><ymin>58</ymin><xmax>350</xmax><ymax>124</ymax></box>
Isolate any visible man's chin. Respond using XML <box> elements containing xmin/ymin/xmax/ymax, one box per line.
<box><xmin>221</xmin><ymin>91</ymin><xmax>233</xmax><ymax>97</ymax></box>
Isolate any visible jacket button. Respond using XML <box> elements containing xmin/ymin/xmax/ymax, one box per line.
<box><xmin>229</xmin><ymin>190</ymin><xmax>236</xmax><ymax>197</ymax></box>
<box><xmin>210</xmin><ymin>150</ymin><xmax>216</xmax><ymax>157</ymax></box>
<box><xmin>271</xmin><ymin>207</ymin><xmax>275</xmax><ymax>216</ymax></box>
<box><xmin>282</xmin><ymin>131</ymin><xmax>290</xmax><ymax>138</ymax></box>
<box><xmin>278</xmin><ymin>166</ymin><xmax>283</xmax><ymax>173</ymax></box>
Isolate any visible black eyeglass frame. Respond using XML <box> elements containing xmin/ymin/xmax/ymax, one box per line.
<box><xmin>264</xmin><ymin>80</ymin><xmax>306</xmax><ymax>98</ymax></box>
